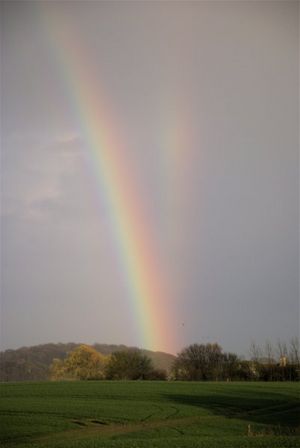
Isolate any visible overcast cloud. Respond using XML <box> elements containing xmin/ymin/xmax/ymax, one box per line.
<box><xmin>1</xmin><ymin>1</ymin><xmax>299</xmax><ymax>354</ymax></box>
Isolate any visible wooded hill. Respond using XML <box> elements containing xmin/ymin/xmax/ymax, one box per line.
<box><xmin>0</xmin><ymin>343</ymin><xmax>175</xmax><ymax>381</ymax></box>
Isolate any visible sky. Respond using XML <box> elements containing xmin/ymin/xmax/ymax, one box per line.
<box><xmin>1</xmin><ymin>1</ymin><xmax>299</xmax><ymax>355</ymax></box>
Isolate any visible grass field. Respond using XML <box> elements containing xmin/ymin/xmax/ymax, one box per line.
<box><xmin>1</xmin><ymin>381</ymin><xmax>299</xmax><ymax>448</ymax></box>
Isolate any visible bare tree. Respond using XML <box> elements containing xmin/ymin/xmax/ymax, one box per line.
<box><xmin>264</xmin><ymin>340</ymin><xmax>275</xmax><ymax>364</ymax></box>
<box><xmin>264</xmin><ymin>339</ymin><xmax>275</xmax><ymax>381</ymax></box>
<box><xmin>172</xmin><ymin>343</ymin><xmax>224</xmax><ymax>380</ymax></box>
<box><xmin>276</xmin><ymin>339</ymin><xmax>288</xmax><ymax>363</ymax></box>
<box><xmin>249</xmin><ymin>341</ymin><xmax>262</xmax><ymax>363</ymax></box>
<box><xmin>288</xmin><ymin>337</ymin><xmax>300</xmax><ymax>366</ymax></box>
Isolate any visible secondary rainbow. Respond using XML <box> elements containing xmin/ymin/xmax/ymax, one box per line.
<box><xmin>39</xmin><ymin>5</ymin><xmax>177</xmax><ymax>353</ymax></box>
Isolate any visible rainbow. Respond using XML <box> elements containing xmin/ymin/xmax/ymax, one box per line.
<box><xmin>39</xmin><ymin>4</ymin><xmax>178</xmax><ymax>353</ymax></box>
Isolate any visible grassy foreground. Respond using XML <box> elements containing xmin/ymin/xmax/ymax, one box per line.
<box><xmin>1</xmin><ymin>381</ymin><xmax>299</xmax><ymax>448</ymax></box>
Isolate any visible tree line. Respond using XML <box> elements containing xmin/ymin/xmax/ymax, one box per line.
<box><xmin>50</xmin><ymin>338</ymin><xmax>299</xmax><ymax>381</ymax></box>
<box><xmin>0</xmin><ymin>343</ymin><xmax>173</xmax><ymax>381</ymax></box>
<box><xmin>172</xmin><ymin>340</ymin><xmax>299</xmax><ymax>381</ymax></box>
<box><xmin>50</xmin><ymin>345</ymin><xmax>167</xmax><ymax>380</ymax></box>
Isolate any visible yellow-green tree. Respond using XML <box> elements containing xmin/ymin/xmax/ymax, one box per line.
<box><xmin>50</xmin><ymin>358</ymin><xmax>67</xmax><ymax>380</ymax></box>
<box><xmin>50</xmin><ymin>345</ymin><xmax>107</xmax><ymax>380</ymax></box>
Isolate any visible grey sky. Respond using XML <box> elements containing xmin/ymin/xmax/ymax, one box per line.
<box><xmin>1</xmin><ymin>1</ymin><xmax>299</xmax><ymax>355</ymax></box>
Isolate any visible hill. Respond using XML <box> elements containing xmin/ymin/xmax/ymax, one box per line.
<box><xmin>0</xmin><ymin>343</ymin><xmax>175</xmax><ymax>381</ymax></box>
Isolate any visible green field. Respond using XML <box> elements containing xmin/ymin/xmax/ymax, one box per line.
<box><xmin>1</xmin><ymin>381</ymin><xmax>299</xmax><ymax>448</ymax></box>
